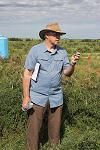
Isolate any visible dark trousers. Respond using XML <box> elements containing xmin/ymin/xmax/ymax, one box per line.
<box><xmin>27</xmin><ymin>103</ymin><xmax>63</xmax><ymax>150</ymax></box>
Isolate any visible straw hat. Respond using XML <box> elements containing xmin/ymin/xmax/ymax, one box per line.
<box><xmin>39</xmin><ymin>23</ymin><xmax>66</xmax><ymax>40</ymax></box>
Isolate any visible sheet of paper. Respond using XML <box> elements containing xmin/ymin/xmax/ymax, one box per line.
<box><xmin>31</xmin><ymin>63</ymin><xmax>40</xmax><ymax>81</ymax></box>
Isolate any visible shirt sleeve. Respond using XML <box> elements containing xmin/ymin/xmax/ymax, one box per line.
<box><xmin>63</xmin><ymin>50</ymin><xmax>70</xmax><ymax>69</ymax></box>
<box><xmin>24</xmin><ymin>47</ymin><xmax>37</xmax><ymax>70</ymax></box>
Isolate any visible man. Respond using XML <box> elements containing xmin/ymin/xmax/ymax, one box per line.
<box><xmin>22</xmin><ymin>23</ymin><xmax>80</xmax><ymax>150</ymax></box>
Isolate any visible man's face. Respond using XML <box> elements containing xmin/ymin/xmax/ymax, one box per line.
<box><xmin>45</xmin><ymin>31</ymin><xmax>62</xmax><ymax>45</ymax></box>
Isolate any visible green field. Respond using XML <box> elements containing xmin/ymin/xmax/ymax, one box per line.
<box><xmin>0</xmin><ymin>39</ymin><xmax>100</xmax><ymax>150</ymax></box>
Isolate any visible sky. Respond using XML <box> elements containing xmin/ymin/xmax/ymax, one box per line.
<box><xmin>0</xmin><ymin>0</ymin><xmax>100</xmax><ymax>39</ymax></box>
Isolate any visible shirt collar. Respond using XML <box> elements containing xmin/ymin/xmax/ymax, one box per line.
<box><xmin>51</xmin><ymin>48</ymin><xmax>57</xmax><ymax>54</ymax></box>
<box><xmin>42</xmin><ymin>42</ymin><xmax>58</xmax><ymax>54</ymax></box>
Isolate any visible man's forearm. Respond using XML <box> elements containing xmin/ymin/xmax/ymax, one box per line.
<box><xmin>63</xmin><ymin>51</ymin><xmax>80</xmax><ymax>77</ymax></box>
<box><xmin>23</xmin><ymin>76</ymin><xmax>30</xmax><ymax>99</ymax></box>
<box><xmin>63</xmin><ymin>65</ymin><xmax>75</xmax><ymax>77</ymax></box>
<box><xmin>22</xmin><ymin>69</ymin><xmax>32</xmax><ymax>99</ymax></box>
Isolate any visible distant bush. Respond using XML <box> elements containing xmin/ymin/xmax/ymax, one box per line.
<box><xmin>60</xmin><ymin>39</ymin><xmax>100</xmax><ymax>53</ymax></box>
<box><xmin>81</xmin><ymin>39</ymin><xmax>93</xmax><ymax>42</ymax></box>
<box><xmin>9</xmin><ymin>38</ymin><xmax>23</xmax><ymax>41</ymax></box>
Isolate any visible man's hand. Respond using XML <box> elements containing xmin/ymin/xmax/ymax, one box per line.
<box><xmin>70</xmin><ymin>52</ymin><xmax>80</xmax><ymax>66</ymax></box>
<box><xmin>22</xmin><ymin>97</ymin><xmax>30</xmax><ymax>110</ymax></box>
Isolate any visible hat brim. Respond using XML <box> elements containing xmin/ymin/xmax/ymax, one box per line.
<box><xmin>39</xmin><ymin>29</ymin><xmax>66</xmax><ymax>40</ymax></box>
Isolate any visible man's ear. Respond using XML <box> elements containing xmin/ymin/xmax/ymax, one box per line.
<box><xmin>45</xmin><ymin>32</ymin><xmax>49</xmax><ymax>39</ymax></box>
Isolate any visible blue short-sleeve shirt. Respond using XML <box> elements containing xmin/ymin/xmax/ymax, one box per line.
<box><xmin>24</xmin><ymin>42</ymin><xmax>70</xmax><ymax>108</ymax></box>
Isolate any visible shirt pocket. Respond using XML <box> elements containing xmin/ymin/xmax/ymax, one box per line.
<box><xmin>54</xmin><ymin>56</ymin><xmax>63</xmax><ymax>72</ymax></box>
<box><xmin>37</xmin><ymin>56</ymin><xmax>49</xmax><ymax>71</ymax></box>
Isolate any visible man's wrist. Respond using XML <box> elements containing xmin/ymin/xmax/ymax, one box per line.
<box><xmin>23</xmin><ymin>96</ymin><xmax>30</xmax><ymax>101</ymax></box>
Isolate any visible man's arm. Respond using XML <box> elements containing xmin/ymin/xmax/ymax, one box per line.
<box><xmin>63</xmin><ymin>52</ymin><xmax>80</xmax><ymax>77</ymax></box>
<box><xmin>22</xmin><ymin>69</ymin><xmax>33</xmax><ymax>109</ymax></box>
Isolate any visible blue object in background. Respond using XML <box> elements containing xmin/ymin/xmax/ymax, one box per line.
<box><xmin>0</xmin><ymin>35</ymin><xmax>9</xmax><ymax>59</ymax></box>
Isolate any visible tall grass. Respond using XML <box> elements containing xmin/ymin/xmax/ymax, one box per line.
<box><xmin>0</xmin><ymin>39</ymin><xmax>100</xmax><ymax>149</ymax></box>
